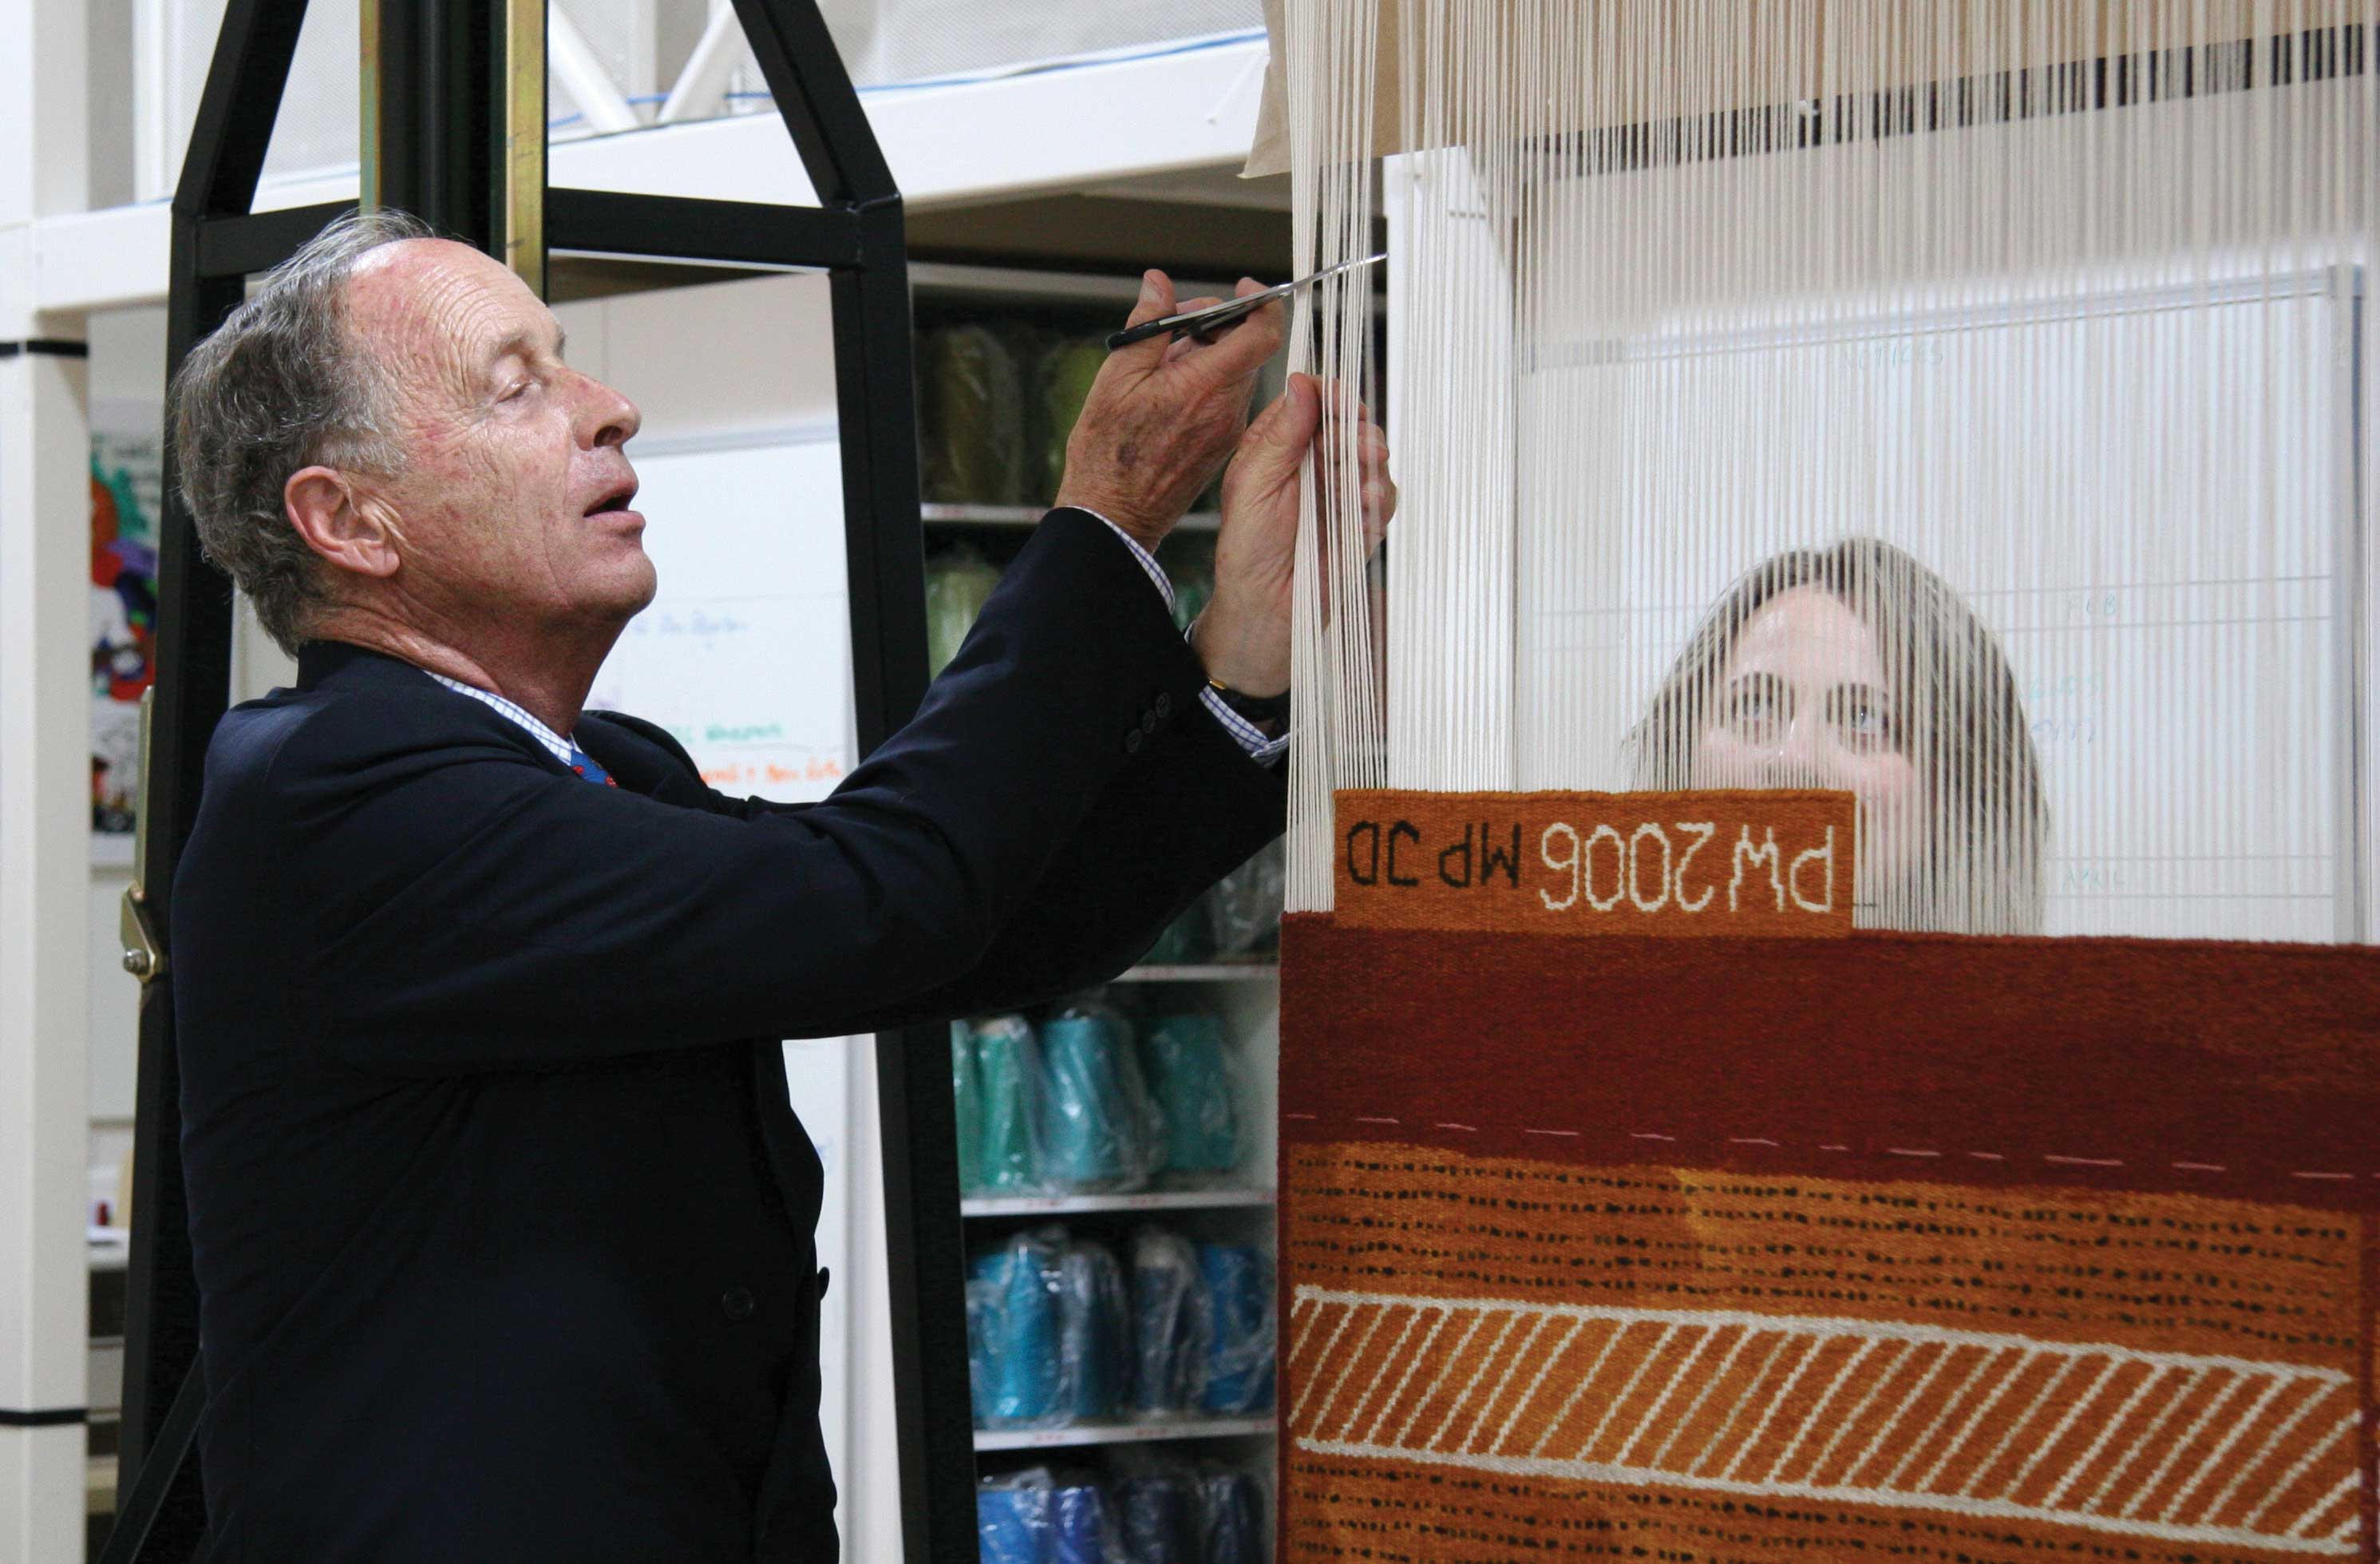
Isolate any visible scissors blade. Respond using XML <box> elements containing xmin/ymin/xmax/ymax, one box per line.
<box><xmin>1105</xmin><ymin>254</ymin><xmax>1387</xmax><ymax>350</ymax></box>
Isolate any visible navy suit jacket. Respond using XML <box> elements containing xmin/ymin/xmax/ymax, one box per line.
<box><xmin>171</xmin><ymin>510</ymin><xmax>1286</xmax><ymax>1560</ymax></box>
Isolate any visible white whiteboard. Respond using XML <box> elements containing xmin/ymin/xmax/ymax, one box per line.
<box><xmin>588</xmin><ymin>430</ymin><xmax>856</xmax><ymax>802</ymax></box>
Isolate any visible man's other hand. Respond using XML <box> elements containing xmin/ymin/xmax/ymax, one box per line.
<box><xmin>1054</xmin><ymin>271</ymin><xmax>1286</xmax><ymax>551</ymax></box>
<box><xmin>1196</xmin><ymin>375</ymin><xmax>1396</xmax><ymax>700</ymax></box>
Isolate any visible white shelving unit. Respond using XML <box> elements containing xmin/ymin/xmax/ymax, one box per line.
<box><xmin>975</xmin><ymin>1417</ymin><xmax>1276</xmax><ymax>1454</ymax></box>
<box><xmin>958</xmin><ymin>960</ymin><xmax>1283</xmax><ymax>1473</ymax></box>
<box><xmin>1112</xmin><ymin>963</ymin><xmax>1278</xmax><ymax>984</ymax></box>
<box><xmin>961</xmin><ymin>1187</ymin><xmax>1273</xmax><ymax>1218</ymax></box>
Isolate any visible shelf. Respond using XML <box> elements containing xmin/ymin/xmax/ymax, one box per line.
<box><xmin>961</xmin><ymin>1188</ymin><xmax>1275</xmax><ymax>1218</ymax></box>
<box><xmin>1113</xmin><ymin>963</ymin><xmax>1279</xmax><ymax>982</ymax></box>
<box><xmin>974</xmin><ymin>1416</ymin><xmax>1276</xmax><ymax>1452</ymax></box>
<box><xmin>923</xmin><ymin>503</ymin><xmax>1220</xmax><ymax>533</ymax></box>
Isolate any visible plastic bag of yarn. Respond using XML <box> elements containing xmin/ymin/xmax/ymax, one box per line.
<box><xmin>1034</xmin><ymin>335</ymin><xmax>1107</xmax><ymax>506</ymax></box>
<box><xmin>976</xmin><ymin>1467</ymin><xmax>1126</xmax><ymax>1564</ymax></box>
<box><xmin>1204</xmin><ymin>839</ymin><xmax>1285</xmax><ymax>959</ymax></box>
<box><xmin>1196</xmin><ymin>1242</ymin><xmax>1275</xmax><ymax>1415</ymax></box>
<box><xmin>951</xmin><ymin>1020</ymin><xmax>984</xmax><ymax>1194</ymax></box>
<box><xmin>919</xmin><ymin>323</ymin><xmax>1024</xmax><ymax>505</ymax></box>
<box><xmin>1050</xmin><ymin>1473</ymin><xmax>1117</xmax><ymax>1564</ymax></box>
<box><xmin>968</xmin><ymin>1229</ymin><xmax>1066</xmax><ymax>1427</ymax></box>
<box><xmin>1038</xmin><ymin>996</ymin><xmax>1161</xmax><ymax>1190</ymax></box>
<box><xmin>971</xmin><ymin>1014</ymin><xmax>1046</xmax><ymax>1194</ymax></box>
<box><xmin>963</xmin><ymin>1276</ymin><xmax>1002</xmax><ymax>1427</ymax></box>
<box><xmin>1137</xmin><ymin>1012</ymin><xmax>1239</xmax><ymax>1178</ymax></box>
<box><xmin>975</xmin><ymin>1467</ymin><xmax>1055</xmax><ymax>1564</ymax></box>
<box><xmin>1110</xmin><ymin>1459</ymin><xmax>1202</xmax><ymax>1564</ymax></box>
<box><xmin>1198</xmin><ymin>1466</ymin><xmax>1268</xmax><ymax>1564</ymax></box>
<box><xmin>1126</xmin><ymin>1226</ymin><xmax>1210</xmax><ymax>1416</ymax></box>
<box><xmin>1051</xmin><ymin>1238</ymin><xmax>1131</xmax><ymax>1423</ymax></box>
<box><xmin>925</xmin><ymin>544</ymin><xmax>1003</xmax><ymax>678</ymax></box>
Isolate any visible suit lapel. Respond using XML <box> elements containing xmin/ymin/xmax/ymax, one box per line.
<box><xmin>571</xmin><ymin>715</ymin><xmax>719</xmax><ymax>808</ymax></box>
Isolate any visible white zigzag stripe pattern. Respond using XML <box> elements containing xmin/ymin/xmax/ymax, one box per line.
<box><xmin>1288</xmin><ymin>1287</ymin><xmax>2362</xmax><ymax>1555</ymax></box>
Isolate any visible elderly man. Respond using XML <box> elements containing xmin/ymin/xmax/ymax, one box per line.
<box><xmin>166</xmin><ymin>210</ymin><xmax>1390</xmax><ymax>1561</ymax></box>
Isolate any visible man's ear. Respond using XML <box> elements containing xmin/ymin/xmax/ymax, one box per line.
<box><xmin>286</xmin><ymin>466</ymin><xmax>403</xmax><ymax>580</ymax></box>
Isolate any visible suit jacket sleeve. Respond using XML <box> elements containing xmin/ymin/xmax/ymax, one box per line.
<box><xmin>594</xmin><ymin>670</ymin><xmax>1284</xmax><ymax>1027</ymax></box>
<box><xmin>275</xmin><ymin>510</ymin><xmax>1281</xmax><ymax>1071</ymax></box>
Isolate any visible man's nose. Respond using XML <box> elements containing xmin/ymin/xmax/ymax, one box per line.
<box><xmin>578</xmin><ymin>373</ymin><xmax>641</xmax><ymax>449</ymax></box>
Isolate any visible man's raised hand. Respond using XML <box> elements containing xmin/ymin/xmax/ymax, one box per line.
<box><xmin>1196</xmin><ymin>374</ymin><xmax>1397</xmax><ymax>701</ymax></box>
<box><xmin>1053</xmin><ymin>270</ymin><xmax>1287</xmax><ymax>551</ymax></box>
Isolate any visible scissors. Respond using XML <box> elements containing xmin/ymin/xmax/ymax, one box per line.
<box><xmin>1104</xmin><ymin>254</ymin><xmax>1388</xmax><ymax>351</ymax></box>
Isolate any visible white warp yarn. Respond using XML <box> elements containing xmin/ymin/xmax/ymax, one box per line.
<box><xmin>1279</xmin><ymin>1</ymin><xmax>2378</xmax><ymax>940</ymax></box>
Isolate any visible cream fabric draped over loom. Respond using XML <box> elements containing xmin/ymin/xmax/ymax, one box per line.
<box><xmin>1268</xmin><ymin>1</ymin><xmax>2379</xmax><ymax>940</ymax></box>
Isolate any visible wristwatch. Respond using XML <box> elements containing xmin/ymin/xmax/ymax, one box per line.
<box><xmin>1207</xmin><ymin>677</ymin><xmax>1291</xmax><ymax>730</ymax></box>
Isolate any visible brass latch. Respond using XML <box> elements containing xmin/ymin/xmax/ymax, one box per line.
<box><xmin>121</xmin><ymin>886</ymin><xmax>164</xmax><ymax>983</ymax></box>
<box><xmin>120</xmin><ymin>687</ymin><xmax>166</xmax><ymax>985</ymax></box>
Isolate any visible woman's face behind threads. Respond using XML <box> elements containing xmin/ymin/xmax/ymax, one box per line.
<box><xmin>1691</xmin><ymin>586</ymin><xmax>1923</xmax><ymax>891</ymax></box>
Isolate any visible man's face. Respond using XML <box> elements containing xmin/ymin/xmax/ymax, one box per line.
<box><xmin>342</xmin><ymin>239</ymin><xmax>653</xmax><ymax>633</ymax></box>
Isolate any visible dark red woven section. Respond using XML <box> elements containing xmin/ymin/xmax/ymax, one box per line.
<box><xmin>1280</xmin><ymin>916</ymin><xmax>2380</xmax><ymax>1209</ymax></box>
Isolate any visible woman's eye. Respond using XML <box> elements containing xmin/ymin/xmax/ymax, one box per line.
<box><xmin>1725</xmin><ymin>685</ymin><xmax>1783</xmax><ymax>737</ymax></box>
<box><xmin>1832</xmin><ymin>691</ymin><xmax>1893</xmax><ymax>747</ymax></box>
<box><xmin>500</xmin><ymin>379</ymin><xmax>532</xmax><ymax>403</ymax></box>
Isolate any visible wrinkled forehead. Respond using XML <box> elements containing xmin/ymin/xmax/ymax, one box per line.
<box><xmin>341</xmin><ymin>237</ymin><xmax>557</xmax><ymax>386</ymax></box>
<box><xmin>1721</xmin><ymin>586</ymin><xmax>1888</xmax><ymax>691</ymax></box>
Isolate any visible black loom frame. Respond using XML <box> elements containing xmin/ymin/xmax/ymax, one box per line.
<box><xmin>105</xmin><ymin>2</ymin><xmax>972</xmax><ymax>1559</ymax></box>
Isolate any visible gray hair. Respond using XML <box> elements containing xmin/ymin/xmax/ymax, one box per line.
<box><xmin>169</xmin><ymin>208</ymin><xmax>433</xmax><ymax>655</ymax></box>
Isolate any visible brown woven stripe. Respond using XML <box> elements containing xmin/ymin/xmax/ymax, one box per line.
<box><xmin>1283</xmin><ymin>1146</ymin><xmax>2366</xmax><ymax>1562</ymax></box>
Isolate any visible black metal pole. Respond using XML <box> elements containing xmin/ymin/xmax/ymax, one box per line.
<box><xmin>827</xmin><ymin>207</ymin><xmax>975</xmax><ymax>1563</ymax></box>
<box><xmin>115</xmin><ymin>247</ymin><xmax>241</xmax><ymax>1564</ymax></box>
<box><xmin>369</xmin><ymin>0</ymin><xmax>499</xmax><ymax>247</ymax></box>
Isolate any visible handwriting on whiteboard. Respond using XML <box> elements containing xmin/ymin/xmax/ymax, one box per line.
<box><xmin>699</xmin><ymin>757</ymin><xmax>847</xmax><ymax>790</ymax></box>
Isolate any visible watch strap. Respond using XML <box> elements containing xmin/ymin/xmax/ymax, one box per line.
<box><xmin>1207</xmin><ymin>677</ymin><xmax>1291</xmax><ymax>727</ymax></box>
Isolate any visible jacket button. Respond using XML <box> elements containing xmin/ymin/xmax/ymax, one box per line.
<box><xmin>1141</xmin><ymin>708</ymin><xmax>1160</xmax><ymax>734</ymax></box>
<box><xmin>721</xmin><ymin>1285</ymin><xmax>757</xmax><ymax>1320</ymax></box>
<box><xmin>1124</xmin><ymin>728</ymin><xmax>1145</xmax><ymax>754</ymax></box>
<box><xmin>1155</xmin><ymin>692</ymin><xmax>1172</xmax><ymax>718</ymax></box>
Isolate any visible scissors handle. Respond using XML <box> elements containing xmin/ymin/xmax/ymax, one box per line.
<box><xmin>1104</xmin><ymin>295</ymin><xmax>1270</xmax><ymax>352</ymax></box>
<box><xmin>1104</xmin><ymin>316</ymin><xmax>1196</xmax><ymax>351</ymax></box>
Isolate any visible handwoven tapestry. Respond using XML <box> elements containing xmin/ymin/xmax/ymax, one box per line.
<box><xmin>1257</xmin><ymin>5</ymin><xmax>2380</xmax><ymax>1560</ymax></box>
<box><xmin>1278</xmin><ymin>916</ymin><xmax>2380</xmax><ymax>1563</ymax></box>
